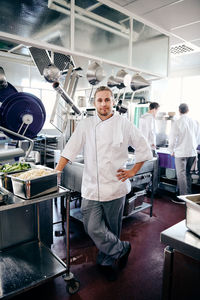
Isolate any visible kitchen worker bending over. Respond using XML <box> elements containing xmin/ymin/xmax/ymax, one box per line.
<box><xmin>56</xmin><ymin>86</ymin><xmax>152</xmax><ymax>281</ymax></box>
<box><xmin>168</xmin><ymin>103</ymin><xmax>200</xmax><ymax>202</ymax></box>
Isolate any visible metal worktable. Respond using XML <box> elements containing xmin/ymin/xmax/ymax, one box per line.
<box><xmin>160</xmin><ymin>220</ymin><xmax>200</xmax><ymax>300</ymax></box>
<box><xmin>0</xmin><ymin>186</ymin><xmax>80</xmax><ymax>299</ymax></box>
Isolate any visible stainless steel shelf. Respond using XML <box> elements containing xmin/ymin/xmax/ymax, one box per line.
<box><xmin>0</xmin><ymin>186</ymin><xmax>68</xmax><ymax>212</ymax></box>
<box><xmin>158</xmin><ymin>182</ymin><xmax>177</xmax><ymax>193</ymax></box>
<box><xmin>0</xmin><ymin>240</ymin><xmax>66</xmax><ymax>299</ymax></box>
<box><xmin>70</xmin><ymin>202</ymin><xmax>152</xmax><ymax>222</ymax></box>
<box><xmin>123</xmin><ymin>202</ymin><xmax>152</xmax><ymax>219</ymax></box>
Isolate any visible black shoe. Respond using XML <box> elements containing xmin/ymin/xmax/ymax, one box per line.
<box><xmin>97</xmin><ymin>265</ymin><xmax>118</xmax><ymax>281</ymax></box>
<box><xmin>171</xmin><ymin>197</ymin><xmax>185</xmax><ymax>204</ymax></box>
<box><xmin>118</xmin><ymin>242</ymin><xmax>131</xmax><ymax>270</ymax></box>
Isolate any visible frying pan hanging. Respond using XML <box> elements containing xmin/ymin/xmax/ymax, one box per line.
<box><xmin>0</xmin><ymin>92</ymin><xmax>46</xmax><ymax>140</ymax></box>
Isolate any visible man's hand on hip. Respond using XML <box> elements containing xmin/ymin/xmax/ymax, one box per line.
<box><xmin>116</xmin><ymin>169</ymin><xmax>135</xmax><ymax>182</ymax></box>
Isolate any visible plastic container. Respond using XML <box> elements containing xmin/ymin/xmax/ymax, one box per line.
<box><xmin>157</xmin><ymin>152</ymin><xmax>175</xmax><ymax>169</ymax></box>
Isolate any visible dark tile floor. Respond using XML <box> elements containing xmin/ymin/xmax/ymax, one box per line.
<box><xmin>11</xmin><ymin>194</ymin><xmax>185</xmax><ymax>300</ymax></box>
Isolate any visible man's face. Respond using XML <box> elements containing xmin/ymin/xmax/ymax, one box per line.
<box><xmin>94</xmin><ymin>90</ymin><xmax>114</xmax><ymax>119</ymax></box>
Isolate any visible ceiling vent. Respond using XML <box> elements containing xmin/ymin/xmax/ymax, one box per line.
<box><xmin>170</xmin><ymin>43</ymin><xmax>200</xmax><ymax>56</ymax></box>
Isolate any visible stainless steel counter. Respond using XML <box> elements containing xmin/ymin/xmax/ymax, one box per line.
<box><xmin>0</xmin><ymin>186</ymin><xmax>68</xmax><ymax>212</ymax></box>
<box><xmin>161</xmin><ymin>221</ymin><xmax>200</xmax><ymax>300</ymax></box>
<box><xmin>160</xmin><ymin>220</ymin><xmax>200</xmax><ymax>261</ymax></box>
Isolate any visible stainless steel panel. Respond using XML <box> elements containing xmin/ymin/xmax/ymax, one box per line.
<box><xmin>178</xmin><ymin>194</ymin><xmax>200</xmax><ymax>237</ymax></box>
<box><xmin>74</xmin><ymin>18</ymin><xmax>129</xmax><ymax>66</ymax></box>
<box><xmin>0</xmin><ymin>206</ymin><xmax>37</xmax><ymax>250</ymax></box>
<box><xmin>63</xmin><ymin>162</ymin><xmax>84</xmax><ymax>193</ymax></box>
<box><xmin>132</xmin><ymin>20</ymin><xmax>169</xmax><ymax>76</ymax></box>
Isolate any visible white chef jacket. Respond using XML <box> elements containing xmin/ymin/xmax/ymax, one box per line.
<box><xmin>139</xmin><ymin>113</ymin><xmax>156</xmax><ymax>148</ymax></box>
<box><xmin>168</xmin><ymin>114</ymin><xmax>200</xmax><ymax>157</ymax></box>
<box><xmin>62</xmin><ymin>113</ymin><xmax>152</xmax><ymax>201</ymax></box>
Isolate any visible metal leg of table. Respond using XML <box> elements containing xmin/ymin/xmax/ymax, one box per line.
<box><xmin>63</xmin><ymin>192</ymin><xmax>80</xmax><ymax>295</ymax></box>
<box><xmin>37</xmin><ymin>203</ymin><xmax>41</xmax><ymax>243</ymax></box>
<box><xmin>54</xmin><ymin>196</ymin><xmax>66</xmax><ymax>237</ymax></box>
<box><xmin>150</xmin><ymin>190</ymin><xmax>154</xmax><ymax>217</ymax></box>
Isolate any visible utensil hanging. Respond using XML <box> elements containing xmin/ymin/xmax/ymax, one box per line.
<box><xmin>43</xmin><ymin>63</ymin><xmax>61</xmax><ymax>83</ymax></box>
<box><xmin>115</xmin><ymin>69</ymin><xmax>130</xmax><ymax>89</ymax></box>
<box><xmin>86</xmin><ymin>61</ymin><xmax>106</xmax><ymax>86</ymax></box>
<box><xmin>0</xmin><ymin>67</ymin><xmax>8</xmax><ymax>89</ymax></box>
<box><xmin>130</xmin><ymin>73</ymin><xmax>150</xmax><ymax>91</ymax></box>
<box><xmin>107</xmin><ymin>75</ymin><xmax>117</xmax><ymax>88</ymax></box>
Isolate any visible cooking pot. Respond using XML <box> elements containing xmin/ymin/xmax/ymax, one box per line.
<box><xmin>130</xmin><ymin>73</ymin><xmax>150</xmax><ymax>91</ymax></box>
<box><xmin>107</xmin><ymin>75</ymin><xmax>117</xmax><ymax>88</ymax></box>
<box><xmin>86</xmin><ymin>61</ymin><xmax>105</xmax><ymax>85</ymax></box>
<box><xmin>115</xmin><ymin>69</ymin><xmax>131</xmax><ymax>89</ymax></box>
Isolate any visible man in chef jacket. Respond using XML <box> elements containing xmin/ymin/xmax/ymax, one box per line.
<box><xmin>168</xmin><ymin>103</ymin><xmax>200</xmax><ymax>201</ymax></box>
<box><xmin>139</xmin><ymin>102</ymin><xmax>160</xmax><ymax>156</ymax></box>
<box><xmin>56</xmin><ymin>86</ymin><xmax>152</xmax><ymax>281</ymax></box>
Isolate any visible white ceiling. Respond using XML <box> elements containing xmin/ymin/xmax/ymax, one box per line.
<box><xmin>108</xmin><ymin>0</ymin><xmax>200</xmax><ymax>74</ymax></box>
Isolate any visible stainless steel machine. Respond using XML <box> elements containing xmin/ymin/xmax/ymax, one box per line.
<box><xmin>62</xmin><ymin>156</ymin><xmax>158</xmax><ymax>221</ymax></box>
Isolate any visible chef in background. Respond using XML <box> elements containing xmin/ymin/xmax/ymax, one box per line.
<box><xmin>139</xmin><ymin>102</ymin><xmax>160</xmax><ymax>156</ymax></box>
<box><xmin>168</xmin><ymin>103</ymin><xmax>200</xmax><ymax>200</ymax></box>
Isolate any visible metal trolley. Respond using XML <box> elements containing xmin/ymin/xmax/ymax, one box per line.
<box><xmin>0</xmin><ymin>186</ymin><xmax>80</xmax><ymax>298</ymax></box>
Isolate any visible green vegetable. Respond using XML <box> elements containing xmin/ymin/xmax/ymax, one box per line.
<box><xmin>0</xmin><ymin>163</ymin><xmax>31</xmax><ymax>173</ymax></box>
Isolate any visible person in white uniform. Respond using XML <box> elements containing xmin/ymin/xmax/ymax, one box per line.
<box><xmin>56</xmin><ymin>86</ymin><xmax>152</xmax><ymax>281</ymax></box>
<box><xmin>168</xmin><ymin>103</ymin><xmax>200</xmax><ymax>199</ymax></box>
<box><xmin>139</xmin><ymin>102</ymin><xmax>160</xmax><ymax>156</ymax></box>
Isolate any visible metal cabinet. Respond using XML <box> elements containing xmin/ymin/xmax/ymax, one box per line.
<box><xmin>161</xmin><ymin>221</ymin><xmax>200</xmax><ymax>300</ymax></box>
<box><xmin>0</xmin><ymin>201</ymin><xmax>52</xmax><ymax>250</ymax></box>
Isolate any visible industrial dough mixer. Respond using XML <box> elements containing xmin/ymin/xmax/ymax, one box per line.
<box><xmin>0</xmin><ymin>73</ymin><xmax>46</xmax><ymax>162</ymax></box>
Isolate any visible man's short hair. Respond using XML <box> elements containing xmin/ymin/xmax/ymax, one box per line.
<box><xmin>179</xmin><ymin>103</ymin><xmax>189</xmax><ymax>114</ymax></box>
<box><xmin>149</xmin><ymin>102</ymin><xmax>160</xmax><ymax>110</ymax></box>
<box><xmin>94</xmin><ymin>86</ymin><xmax>113</xmax><ymax>100</ymax></box>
